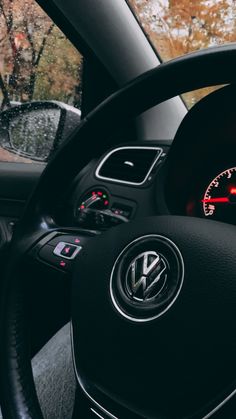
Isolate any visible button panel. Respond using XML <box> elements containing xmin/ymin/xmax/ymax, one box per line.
<box><xmin>39</xmin><ymin>245</ymin><xmax>73</xmax><ymax>271</ymax></box>
<box><xmin>37</xmin><ymin>233</ymin><xmax>88</xmax><ymax>272</ymax></box>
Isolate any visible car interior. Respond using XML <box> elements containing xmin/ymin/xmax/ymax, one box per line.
<box><xmin>0</xmin><ymin>1</ymin><xmax>236</xmax><ymax>418</ymax></box>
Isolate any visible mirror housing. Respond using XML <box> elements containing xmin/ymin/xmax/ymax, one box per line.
<box><xmin>0</xmin><ymin>101</ymin><xmax>81</xmax><ymax>162</ymax></box>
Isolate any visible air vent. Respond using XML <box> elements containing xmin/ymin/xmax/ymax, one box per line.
<box><xmin>96</xmin><ymin>146</ymin><xmax>162</xmax><ymax>185</ymax></box>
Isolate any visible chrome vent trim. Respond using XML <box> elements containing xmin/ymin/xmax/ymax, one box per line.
<box><xmin>95</xmin><ymin>146</ymin><xmax>163</xmax><ymax>186</ymax></box>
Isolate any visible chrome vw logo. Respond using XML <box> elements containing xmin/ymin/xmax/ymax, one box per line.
<box><xmin>125</xmin><ymin>251</ymin><xmax>167</xmax><ymax>301</ymax></box>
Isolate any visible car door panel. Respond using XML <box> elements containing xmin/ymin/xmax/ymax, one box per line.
<box><xmin>0</xmin><ymin>163</ymin><xmax>44</xmax><ymax>218</ymax></box>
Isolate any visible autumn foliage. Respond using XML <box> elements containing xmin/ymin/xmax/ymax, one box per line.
<box><xmin>0</xmin><ymin>0</ymin><xmax>82</xmax><ymax>109</ymax></box>
<box><xmin>128</xmin><ymin>0</ymin><xmax>236</xmax><ymax>106</ymax></box>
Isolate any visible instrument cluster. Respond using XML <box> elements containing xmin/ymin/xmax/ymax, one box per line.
<box><xmin>186</xmin><ymin>166</ymin><xmax>236</xmax><ymax>225</ymax></box>
<box><xmin>164</xmin><ymin>85</ymin><xmax>236</xmax><ymax>227</ymax></box>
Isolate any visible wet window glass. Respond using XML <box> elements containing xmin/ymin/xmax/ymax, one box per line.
<box><xmin>9</xmin><ymin>109</ymin><xmax>61</xmax><ymax>160</ymax></box>
<box><xmin>127</xmin><ymin>0</ymin><xmax>235</xmax><ymax>108</ymax></box>
<box><xmin>0</xmin><ymin>0</ymin><xmax>82</xmax><ymax>163</ymax></box>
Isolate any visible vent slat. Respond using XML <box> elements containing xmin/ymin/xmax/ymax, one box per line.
<box><xmin>97</xmin><ymin>147</ymin><xmax>162</xmax><ymax>184</ymax></box>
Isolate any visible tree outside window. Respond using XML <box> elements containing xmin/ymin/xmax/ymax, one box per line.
<box><xmin>128</xmin><ymin>0</ymin><xmax>236</xmax><ymax>107</ymax></box>
<box><xmin>0</xmin><ymin>0</ymin><xmax>82</xmax><ymax>110</ymax></box>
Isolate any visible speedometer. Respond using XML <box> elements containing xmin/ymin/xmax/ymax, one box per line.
<box><xmin>202</xmin><ymin>167</ymin><xmax>236</xmax><ymax>223</ymax></box>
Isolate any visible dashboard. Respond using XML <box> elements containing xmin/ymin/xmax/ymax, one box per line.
<box><xmin>57</xmin><ymin>84</ymin><xmax>236</xmax><ymax>230</ymax></box>
<box><xmin>62</xmin><ymin>143</ymin><xmax>169</xmax><ymax>230</ymax></box>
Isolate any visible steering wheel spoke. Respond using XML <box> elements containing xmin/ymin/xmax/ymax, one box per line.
<box><xmin>27</xmin><ymin>228</ymin><xmax>99</xmax><ymax>274</ymax></box>
<box><xmin>72</xmin><ymin>215</ymin><xmax>236</xmax><ymax>419</ymax></box>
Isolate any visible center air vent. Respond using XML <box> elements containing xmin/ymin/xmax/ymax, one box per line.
<box><xmin>96</xmin><ymin>146</ymin><xmax>162</xmax><ymax>185</ymax></box>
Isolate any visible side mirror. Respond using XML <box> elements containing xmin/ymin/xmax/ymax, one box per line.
<box><xmin>0</xmin><ymin>101</ymin><xmax>81</xmax><ymax>162</ymax></box>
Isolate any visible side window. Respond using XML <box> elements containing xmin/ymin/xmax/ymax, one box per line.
<box><xmin>0</xmin><ymin>0</ymin><xmax>83</xmax><ymax>163</ymax></box>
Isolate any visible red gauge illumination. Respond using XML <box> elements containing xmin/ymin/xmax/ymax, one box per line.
<box><xmin>201</xmin><ymin>197</ymin><xmax>229</xmax><ymax>203</ymax></box>
<box><xmin>202</xmin><ymin>167</ymin><xmax>236</xmax><ymax>223</ymax></box>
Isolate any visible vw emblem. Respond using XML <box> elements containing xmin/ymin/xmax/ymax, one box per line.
<box><xmin>110</xmin><ymin>235</ymin><xmax>184</xmax><ymax>322</ymax></box>
<box><xmin>125</xmin><ymin>251</ymin><xmax>167</xmax><ymax>301</ymax></box>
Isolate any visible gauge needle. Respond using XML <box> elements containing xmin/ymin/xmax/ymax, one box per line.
<box><xmin>201</xmin><ymin>197</ymin><xmax>229</xmax><ymax>203</ymax></box>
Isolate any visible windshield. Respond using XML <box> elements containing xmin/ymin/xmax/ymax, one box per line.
<box><xmin>127</xmin><ymin>0</ymin><xmax>235</xmax><ymax>108</ymax></box>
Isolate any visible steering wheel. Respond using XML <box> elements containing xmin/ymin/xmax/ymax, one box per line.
<box><xmin>1</xmin><ymin>44</ymin><xmax>236</xmax><ymax>419</ymax></box>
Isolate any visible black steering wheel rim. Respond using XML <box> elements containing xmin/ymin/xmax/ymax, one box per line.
<box><xmin>2</xmin><ymin>44</ymin><xmax>236</xmax><ymax>419</ymax></box>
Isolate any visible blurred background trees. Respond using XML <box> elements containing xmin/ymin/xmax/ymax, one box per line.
<box><xmin>0</xmin><ymin>0</ymin><xmax>234</xmax><ymax>110</ymax></box>
<box><xmin>128</xmin><ymin>0</ymin><xmax>236</xmax><ymax>107</ymax></box>
<box><xmin>0</xmin><ymin>0</ymin><xmax>82</xmax><ymax>109</ymax></box>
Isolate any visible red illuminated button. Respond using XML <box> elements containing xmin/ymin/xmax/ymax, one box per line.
<box><xmin>61</xmin><ymin>244</ymin><xmax>77</xmax><ymax>258</ymax></box>
<box><xmin>60</xmin><ymin>260</ymin><xmax>66</xmax><ymax>268</ymax></box>
<box><xmin>53</xmin><ymin>242</ymin><xmax>82</xmax><ymax>260</ymax></box>
<box><xmin>38</xmin><ymin>245</ymin><xmax>72</xmax><ymax>271</ymax></box>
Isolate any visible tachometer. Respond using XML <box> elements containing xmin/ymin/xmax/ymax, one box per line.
<box><xmin>202</xmin><ymin>167</ymin><xmax>236</xmax><ymax>223</ymax></box>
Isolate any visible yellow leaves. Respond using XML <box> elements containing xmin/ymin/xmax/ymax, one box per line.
<box><xmin>128</xmin><ymin>0</ymin><xmax>236</xmax><ymax>59</ymax></box>
<box><xmin>127</xmin><ymin>0</ymin><xmax>236</xmax><ymax>107</ymax></box>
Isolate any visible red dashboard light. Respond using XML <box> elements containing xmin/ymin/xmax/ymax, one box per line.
<box><xmin>230</xmin><ymin>188</ymin><xmax>236</xmax><ymax>194</ymax></box>
<box><xmin>60</xmin><ymin>261</ymin><xmax>66</xmax><ymax>268</ymax></box>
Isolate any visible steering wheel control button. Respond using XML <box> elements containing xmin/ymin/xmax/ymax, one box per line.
<box><xmin>59</xmin><ymin>260</ymin><xmax>70</xmax><ymax>270</ymax></box>
<box><xmin>61</xmin><ymin>245</ymin><xmax>77</xmax><ymax>257</ymax></box>
<box><xmin>39</xmin><ymin>244</ymin><xmax>72</xmax><ymax>271</ymax></box>
<box><xmin>110</xmin><ymin>235</ymin><xmax>184</xmax><ymax>322</ymax></box>
<box><xmin>53</xmin><ymin>242</ymin><xmax>82</xmax><ymax>260</ymax></box>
